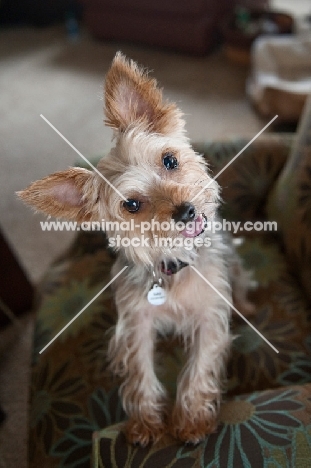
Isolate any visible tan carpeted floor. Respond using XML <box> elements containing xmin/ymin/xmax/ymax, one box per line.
<box><xmin>0</xmin><ymin>2</ymin><xmax>307</xmax><ymax>463</ymax></box>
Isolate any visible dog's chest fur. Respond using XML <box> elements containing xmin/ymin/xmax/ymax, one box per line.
<box><xmin>112</xmin><ymin>233</ymin><xmax>231</xmax><ymax>337</ymax></box>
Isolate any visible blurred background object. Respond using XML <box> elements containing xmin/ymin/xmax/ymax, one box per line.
<box><xmin>222</xmin><ymin>1</ymin><xmax>293</xmax><ymax>65</ymax></box>
<box><xmin>0</xmin><ymin>0</ymin><xmax>76</xmax><ymax>26</ymax></box>
<box><xmin>247</xmin><ymin>1</ymin><xmax>311</xmax><ymax>124</ymax></box>
<box><xmin>247</xmin><ymin>35</ymin><xmax>311</xmax><ymax>123</ymax></box>
<box><xmin>78</xmin><ymin>0</ymin><xmax>234</xmax><ymax>55</ymax></box>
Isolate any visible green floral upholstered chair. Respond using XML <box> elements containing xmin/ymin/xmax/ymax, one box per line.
<box><xmin>29</xmin><ymin>98</ymin><xmax>311</xmax><ymax>467</ymax></box>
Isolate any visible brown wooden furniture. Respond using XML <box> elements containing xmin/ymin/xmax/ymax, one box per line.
<box><xmin>80</xmin><ymin>0</ymin><xmax>235</xmax><ymax>55</ymax></box>
<box><xmin>0</xmin><ymin>228</ymin><xmax>34</xmax><ymax>327</ymax></box>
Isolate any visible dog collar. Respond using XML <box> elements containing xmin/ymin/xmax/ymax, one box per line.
<box><xmin>160</xmin><ymin>259</ymin><xmax>189</xmax><ymax>276</ymax></box>
<box><xmin>147</xmin><ymin>260</ymin><xmax>188</xmax><ymax>306</ymax></box>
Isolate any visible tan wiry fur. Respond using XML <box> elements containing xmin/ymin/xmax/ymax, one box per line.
<box><xmin>18</xmin><ymin>53</ymin><xmax>253</xmax><ymax>446</ymax></box>
<box><xmin>104</xmin><ymin>52</ymin><xmax>185</xmax><ymax>137</ymax></box>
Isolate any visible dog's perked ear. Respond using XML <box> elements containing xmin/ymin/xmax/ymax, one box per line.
<box><xmin>104</xmin><ymin>52</ymin><xmax>186</xmax><ymax>138</ymax></box>
<box><xmin>17</xmin><ymin>168</ymin><xmax>100</xmax><ymax>222</ymax></box>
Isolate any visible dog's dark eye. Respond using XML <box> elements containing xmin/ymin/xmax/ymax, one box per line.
<box><xmin>123</xmin><ymin>199</ymin><xmax>141</xmax><ymax>213</ymax></box>
<box><xmin>163</xmin><ymin>152</ymin><xmax>178</xmax><ymax>170</ymax></box>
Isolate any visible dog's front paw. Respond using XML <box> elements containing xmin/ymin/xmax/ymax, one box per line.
<box><xmin>125</xmin><ymin>418</ymin><xmax>166</xmax><ymax>447</ymax></box>
<box><xmin>170</xmin><ymin>409</ymin><xmax>218</xmax><ymax>445</ymax></box>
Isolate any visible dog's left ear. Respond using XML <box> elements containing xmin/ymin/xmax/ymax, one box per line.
<box><xmin>17</xmin><ymin>168</ymin><xmax>100</xmax><ymax>222</ymax></box>
<box><xmin>104</xmin><ymin>52</ymin><xmax>185</xmax><ymax>138</ymax></box>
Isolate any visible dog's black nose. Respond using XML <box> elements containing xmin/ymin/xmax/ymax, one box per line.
<box><xmin>173</xmin><ymin>202</ymin><xmax>196</xmax><ymax>223</ymax></box>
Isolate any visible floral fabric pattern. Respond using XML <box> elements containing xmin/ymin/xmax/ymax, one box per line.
<box><xmin>29</xmin><ymin>360</ymin><xmax>85</xmax><ymax>460</ymax></box>
<box><xmin>95</xmin><ymin>385</ymin><xmax>311</xmax><ymax>468</ymax></box>
<box><xmin>228</xmin><ymin>306</ymin><xmax>305</xmax><ymax>394</ymax></box>
<box><xmin>51</xmin><ymin>388</ymin><xmax>125</xmax><ymax>468</ymax></box>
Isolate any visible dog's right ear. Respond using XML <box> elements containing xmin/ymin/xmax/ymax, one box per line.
<box><xmin>17</xmin><ymin>167</ymin><xmax>100</xmax><ymax>222</ymax></box>
<box><xmin>104</xmin><ymin>52</ymin><xmax>185</xmax><ymax>138</ymax></box>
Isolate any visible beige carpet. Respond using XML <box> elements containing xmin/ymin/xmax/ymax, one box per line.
<box><xmin>0</xmin><ymin>6</ymin><xmax>305</xmax><ymax>464</ymax></box>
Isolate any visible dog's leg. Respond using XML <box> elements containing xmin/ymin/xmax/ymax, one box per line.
<box><xmin>108</xmin><ymin>305</ymin><xmax>167</xmax><ymax>446</ymax></box>
<box><xmin>171</xmin><ymin>299</ymin><xmax>231</xmax><ymax>444</ymax></box>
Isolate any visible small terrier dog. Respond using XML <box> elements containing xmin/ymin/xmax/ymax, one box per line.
<box><xmin>19</xmin><ymin>53</ymin><xmax>252</xmax><ymax>446</ymax></box>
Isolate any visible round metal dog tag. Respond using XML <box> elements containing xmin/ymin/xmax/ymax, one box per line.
<box><xmin>147</xmin><ymin>284</ymin><xmax>167</xmax><ymax>305</ymax></box>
